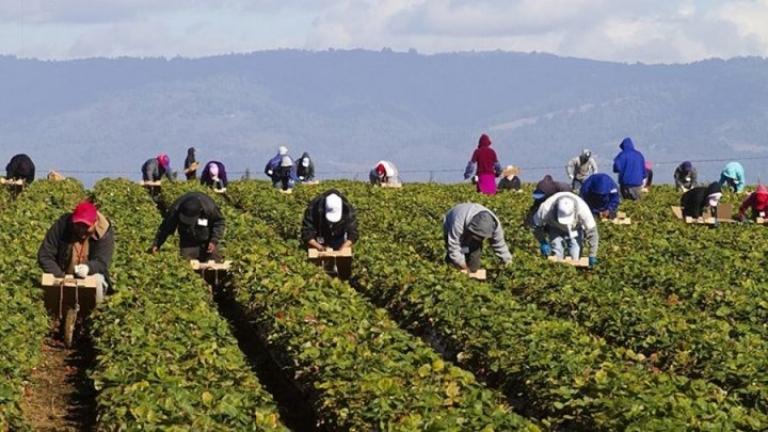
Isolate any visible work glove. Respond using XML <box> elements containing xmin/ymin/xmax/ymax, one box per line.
<box><xmin>539</xmin><ymin>241</ymin><xmax>551</xmax><ymax>257</ymax></box>
<box><xmin>74</xmin><ymin>264</ymin><xmax>89</xmax><ymax>278</ymax></box>
<box><xmin>299</xmin><ymin>176</ymin><xmax>305</xmax><ymax>181</ymax></box>
<box><xmin>588</xmin><ymin>257</ymin><xmax>598</xmax><ymax>268</ymax></box>
<box><xmin>267</xmin><ymin>169</ymin><xmax>273</xmax><ymax>176</ymax></box>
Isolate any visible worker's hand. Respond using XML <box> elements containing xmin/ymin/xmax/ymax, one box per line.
<box><xmin>150</xmin><ymin>245</ymin><xmax>159</xmax><ymax>254</ymax></box>
<box><xmin>267</xmin><ymin>169</ymin><xmax>273</xmax><ymax>176</ymax></box>
<box><xmin>608</xmin><ymin>210</ymin><xmax>618</xmax><ymax>220</ymax></box>
<box><xmin>309</xmin><ymin>239</ymin><xmax>326</xmax><ymax>252</ymax></box>
<box><xmin>299</xmin><ymin>176</ymin><xmax>305</xmax><ymax>181</ymax></box>
<box><xmin>588</xmin><ymin>256</ymin><xmax>598</xmax><ymax>268</ymax></box>
<box><xmin>207</xmin><ymin>242</ymin><xmax>217</xmax><ymax>254</ymax></box>
<box><xmin>74</xmin><ymin>264</ymin><xmax>89</xmax><ymax>278</ymax></box>
<box><xmin>539</xmin><ymin>241</ymin><xmax>551</xmax><ymax>257</ymax></box>
<box><xmin>735</xmin><ymin>213</ymin><xmax>746</xmax><ymax>222</ymax></box>
<box><xmin>341</xmin><ymin>240</ymin><xmax>353</xmax><ymax>251</ymax></box>
<box><xmin>599</xmin><ymin>210</ymin><xmax>609</xmax><ymax>219</ymax></box>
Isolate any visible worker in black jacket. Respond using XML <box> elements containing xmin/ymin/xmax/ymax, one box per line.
<box><xmin>681</xmin><ymin>182</ymin><xmax>723</xmax><ymax>219</ymax></box>
<box><xmin>302</xmin><ymin>189</ymin><xmax>358</xmax><ymax>251</ymax></box>
<box><xmin>151</xmin><ymin>192</ymin><xmax>225</xmax><ymax>260</ymax></box>
<box><xmin>37</xmin><ymin>201</ymin><xmax>114</xmax><ymax>303</ymax></box>
<box><xmin>6</xmin><ymin>153</ymin><xmax>35</xmax><ymax>183</ymax></box>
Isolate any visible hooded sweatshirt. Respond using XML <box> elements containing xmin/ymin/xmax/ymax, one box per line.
<box><xmin>200</xmin><ymin>161</ymin><xmax>228</xmax><ymax>189</ymax></box>
<box><xmin>443</xmin><ymin>203</ymin><xmax>512</xmax><ymax>268</ymax></box>
<box><xmin>681</xmin><ymin>182</ymin><xmax>722</xmax><ymax>218</ymax></box>
<box><xmin>674</xmin><ymin>162</ymin><xmax>697</xmax><ymax>190</ymax></box>
<box><xmin>184</xmin><ymin>148</ymin><xmax>196</xmax><ymax>170</ymax></box>
<box><xmin>580</xmin><ymin>173</ymin><xmax>620</xmax><ymax>214</ymax></box>
<box><xmin>264</xmin><ymin>152</ymin><xmax>284</xmax><ymax>179</ymax></box>
<box><xmin>739</xmin><ymin>184</ymin><xmax>768</xmax><ymax>216</ymax></box>
<box><xmin>720</xmin><ymin>162</ymin><xmax>746</xmax><ymax>193</ymax></box>
<box><xmin>142</xmin><ymin>158</ymin><xmax>172</xmax><ymax>182</ymax></box>
<box><xmin>464</xmin><ymin>134</ymin><xmax>501</xmax><ymax>178</ymax></box>
<box><xmin>302</xmin><ymin>189</ymin><xmax>358</xmax><ymax>245</ymax></box>
<box><xmin>533</xmin><ymin>192</ymin><xmax>599</xmax><ymax>257</ymax></box>
<box><xmin>566</xmin><ymin>153</ymin><xmax>597</xmax><ymax>181</ymax></box>
<box><xmin>6</xmin><ymin>153</ymin><xmax>35</xmax><ymax>183</ymax></box>
<box><xmin>296</xmin><ymin>152</ymin><xmax>315</xmax><ymax>180</ymax></box>
<box><xmin>612</xmin><ymin>138</ymin><xmax>646</xmax><ymax>187</ymax></box>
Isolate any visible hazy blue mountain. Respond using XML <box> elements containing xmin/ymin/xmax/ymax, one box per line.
<box><xmin>1</xmin><ymin>50</ymin><xmax>767</xmax><ymax>185</ymax></box>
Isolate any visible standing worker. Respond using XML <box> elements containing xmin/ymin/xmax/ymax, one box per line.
<box><xmin>370</xmin><ymin>160</ymin><xmax>401</xmax><ymax>186</ymax></box>
<box><xmin>681</xmin><ymin>182</ymin><xmax>723</xmax><ymax>219</ymax></box>
<box><xmin>612</xmin><ymin>137</ymin><xmax>646</xmax><ymax>200</ymax></box>
<box><xmin>674</xmin><ymin>161</ymin><xmax>697</xmax><ymax>192</ymax></box>
<box><xmin>5</xmin><ymin>153</ymin><xmax>35</xmax><ymax>183</ymax></box>
<box><xmin>142</xmin><ymin>154</ymin><xmax>173</xmax><ymax>182</ymax></box>
<box><xmin>464</xmin><ymin>134</ymin><xmax>501</xmax><ymax>195</ymax></box>
<box><xmin>151</xmin><ymin>192</ymin><xmax>225</xmax><ymax>261</ymax></box>
<box><xmin>566</xmin><ymin>149</ymin><xmax>597</xmax><ymax>192</ymax></box>
<box><xmin>296</xmin><ymin>152</ymin><xmax>315</xmax><ymax>183</ymax></box>
<box><xmin>200</xmin><ymin>161</ymin><xmax>228</xmax><ymax>191</ymax></box>
<box><xmin>720</xmin><ymin>162</ymin><xmax>745</xmax><ymax>193</ymax></box>
<box><xmin>497</xmin><ymin>165</ymin><xmax>521</xmax><ymax>192</ymax></box>
<box><xmin>580</xmin><ymin>173</ymin><xmax>621</xmax><ymax>219</ymax></box>
<box><xmin>184</xmin><ymin>147</ymin><xmax>198</xmax><ymax>180</ymax></box>
<box><xmin>736</xmin><ymin>185</ymin><xmax>768</xmax><ymax>221</ymax></box>
<box><xmin>37</xmin><ymin>201</ymin><xmax>114</xmax><ymax>303</ymax></box>
<box><xmin>443</xmin><ymin>203</ymin><xmax>512</xmax><ymax>272</ymax></box>
<box><xmin>265</xmin><ymin>146</ymin><xmax>289</xmax><ymax>188</ymax></box>
<box><xmin>533</xmin><ymin>192</ymin><xmax>599</xmax><ymax>267</ymax></box>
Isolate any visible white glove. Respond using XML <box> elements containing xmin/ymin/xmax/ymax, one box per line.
<box><xmin>299</xmin><ymin>176</ymin><xmax>305</xmax><ymax>180</ymax></box>
<box><xmin>74</xmin><ymin>264</ymin><xmax>89</xmax><ymax>278</ymax></box>
<box><xmin>267</xmin><ymin>169</ymin><xmax>273</xmax><ymax>176</ymax></box>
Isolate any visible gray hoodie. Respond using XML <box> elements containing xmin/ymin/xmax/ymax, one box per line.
<box><xmin>443</xmin><ymin>203</ymin><xmax>512</xmax><ymax>268</ymax></box>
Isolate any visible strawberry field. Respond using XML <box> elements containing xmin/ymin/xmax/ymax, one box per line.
<box><xmin>2</xmin><ymin>178</ymin><xmax>768</xmax><ymax>431</ymax></box>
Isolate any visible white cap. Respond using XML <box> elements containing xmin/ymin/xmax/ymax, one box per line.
<box><xmin>302</xmin><ymin>158</ymin><xmax>310</xmax><ymax>168</ymax></box>
<box><xmin>278</xmin><ymin>146</ymin><xmax>288</xmax><ymax>156</ymax></box>
<box><xmin>557</xmin><ymin>198</ymin><xmax>576</xmax><ymax>225</ymax></box>
<box><xmin>208</xmin><ymin>163</ymin><xmax>219</xmax><ymax>177</ymax></box>
<box><xmin>708</xmin><ymin>192</ymin><xmax>722</xmax><ymax>208</ymax></box>
<box><xmin>325</xmin><ymin>193</ymin><xmax>343</xmax><ymax>223</ymax></box>
<box><xmin>281</xmin><ymin>155</ymin><xmax>293</xmax><ymax>167</ymax></box>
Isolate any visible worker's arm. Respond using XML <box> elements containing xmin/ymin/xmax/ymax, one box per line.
<box><xmin>565</xmin><ymin>160</ymin><xmax>575</xmax><ymax>179</ymax></box>
<box><xmin>152</xmin><ymin>212</ymin><xmax>178</xmax><ymax>250</ymax></box>
<box><xmin>589</xmin><ymin>158</ymin><xmax>598</xmax><ymax>175</ymax></box>
<box><xmin>87</xmin><ymin>228</ymin><xmax>115</xmax><ymax>275</ymax></box>
<box><xmin>739</xmin><ymin>194</ymin><xmax>755</xmax><ymax>216</ymax></box>
<box><xmin>301</xmin><ymin>203</ymin><xmax>318</xmax><ymax>245</ymax></box>
<box><xmin>584</xmin><ymin>225</ymin><xmax>599</xmax><ymax>258</ymax></box>
<box><xmin>463</xmin><ymin>161</ymin><xmax>475</xmax><ymax>180</ymax></box>
<box><xmin>608</xmin><ymin>191</ymin><xmax>621</xmax><ymax>214</ymax></box>
<box><xmin>37</xmin><ymin>219</ymin><xmax>66</xmax><ymax>277</ymax></box>
<box><xmin>209</xmin><ymin>209</ymin><xmax>226</xmax><ymax>245</ymax></box>
<box><xmin>345</xmin><ymin>206</ymin><xmax>359</xmax><ymax>243</ymax></box>
<box><xmin>490</xmin><ymin>224</ymin><xmax>512</xmax><ymax>264</ymax></box>
<box><xmin>445</xmin><ymin>220</ymin><xmax>467</xmax><ymax>269</ymax></box>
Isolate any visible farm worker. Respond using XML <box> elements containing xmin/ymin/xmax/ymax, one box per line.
<box><xmin>525</xmin><ymin>175</ymin><xmax>572</xmax><ymax>226</ymax></box>
<box><xmin>142</xmin><ymin>153</ymin><xmax>173</xmax><ymax>182</ymax></box>
<box><xmin>736</xmin><ymin>185</ymin><xmax>768</xmax><ymax>221</ymax></box>
<box><xmin>302</xmin><ymin>189</ymin><xmax>358</xmax><ymax>251</ymax></box>
<box><xmin>200</xmin><ymin>161</ymin><xmax>228</xmax><ymax>190</ymax></box>
<box><xmin>720</xmin><ymin>162</ymin><xmax>745</xmax><ymax>193</ymax></box>
<box><xmin>674</xmin><ymin>161</ymin><xmax>697</xmax><ymax>192</ymax></box>
<box><xmin>5</xmin><ymin>153</ymin><xmax>35</xmax><ymax>183</ymax></box>
<box><xmin>265</xmin><ymin>146</ymin><xmax>289</xmax><ymax>188</ymax></box>
<box><xmin>277</xmin><ymin>155</ymin><xmax>296</xmax><ymax>191</ymax></box>
<box><xmin>643</xmin><ymin>161</ymin><xmax>654</xmax><ymax>189</ymax></box>
<box><xmin>464</xmin><ymin>134</ymin><xmax>501</xmax><ymax>195</ymax></box>
<box><xmin>184</xmin><ymin>147</ymin><xmax>198</xmax><ymax>180</ymax></box>
<box><xmin>681</xmin><ymin>182</ymin><xmax>722</xmax><ymax>219</ymax></box>
<box><xmin>369</xmin><ymin>160</ymin><xmax>401</xmax><ymax>186</ymax></box>
<box><xmin>37</xmin><ymin>201</ymin><xmax>114</xmax><ymax>303</ymax></box>
<box><xmin>497</xmin><ymin>165</ymin><xmax>521</xmax><ymax>192</ymax></box>
<box><xmin>612</xmin><ymin>137</ymin><xmax>646</xmax><ymax>200</ymax></box>
<box><xmin>533</xmin><ymin>192</ymin><xmax>599</xmax><ymax>267</ymax></box>
<box><xmin>566</xmin><ymin>149</ymin><xmax>597</xmax><ymax>192</ymax></box>
<box><xmin>580</xmin><ymin>173</ymin><xmax>621</xmax><ymax>219</ymax></box>
<box><xmin>443</xmin><ymin>204</ymin><xmax>511</xmax><ymax>272</ymax></box>
<box><xmin>151</xmin><ymin>192</ymin><xmax>225</xmax><ymax>261</ymax></box>
<box><xmin>296</xmin><ymin>152</ymin><xmax>315</xmax><ymax>182</ymax></box>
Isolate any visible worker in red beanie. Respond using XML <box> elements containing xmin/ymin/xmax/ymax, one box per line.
<box><xmin>38</xmin><ymin>200</ymin><xmax>114</xmax><ymax>303</ymax></box>
<box><xmin>141</xmin><ymin>153</ymin><xmax>174</xmax><ymax>182</ymax></box>
<box><xmin>464</xmin><ymin>134</ymin><xmax>502</xmax><ymax>195</ymax></box>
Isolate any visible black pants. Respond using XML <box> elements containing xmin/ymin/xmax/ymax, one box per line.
<box><xmin>620</xmin><ymin>185</ymin><xmax>642</xmax><ymax>201</ymax></box>
<box><xmin>445</xmin><ymin>243</ymin><xmax>482</xmax><ymax>272</ymax></box>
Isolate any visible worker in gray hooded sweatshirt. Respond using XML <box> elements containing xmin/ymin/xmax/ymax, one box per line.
<box><xmin>566</xmin><ymin>149</ymin><xmax>598</xmax><ymax>193</ymax></box>
<box><xmin>533</xmin><ymin>192</ymin><xmax>599</xmax><ymax>267</ymax></box>
<box><xmin>443</xmin><ymin>203</ymin><xmax>512</xmax><ymax>273</ymax></box>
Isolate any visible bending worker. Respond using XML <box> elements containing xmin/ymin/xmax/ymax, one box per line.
<box><xmin>200</xmin><ymin>161</ymin><xmax>228</xmax><ymax>191</ymax></box>
<box><xmin>151</xmin><ymin>192</ymin><xmax>225</xmax><ymax>261</ymax></box>
<box><xmin>566</xmin><ymin>149</ymin><xmax>597</xmax><ymax>192</ymax></box>
<box><xmin>681</xmin><ymin>182</ymin><xmax>723</xmax><ymax>219</ymax></box>
<box><xmin>580</xmin><ymin>173</ymin><xmax>621</xmax><ymax>219</ymax></box>
<box><xmin>612</xmin><ymin>137</ymin><xmax>645</xmax><ymax>200</ymax></box>
<box><xmin>265</xmin><ymin>146</ymin><xmax>289</xmax><ymax>188</ymax></box>
<box><xmin>296</xmin><ymin>152</ymin><xmax>315</xmax><ymax>182</ymax></box>
<box><xmin>6</xmin><ymin>153</ymin><xmax>35</xmax><ymax>183</ymax></box>
<box><xmin>525</xmin><ymin>175</ymin><xmax>572</xmax><ymax>226</ymax></box>
<box><xmin>497</xmin><ymin>165</ymin><xmax>521</xmax><ymax>192</ymax></box>
<box><xmin>720</xmin><ymin>162</ymin><xmax>745</xmax><ymax>193</ymax></box>
<box><xmin>142</xmin><ymin>154</ymin><xmax>173</xmax><ymax>182</ymax></box>
<box><xmin>184</xmin><ymin>147</ymin><xmax>198</xmax><ymax>180</ymax></box>
<box><xmin>674</xmin><ymin>161</ymin><xmax>697</xmax><ymax>192</ymax></box>
<box><xmin>533</xmin><ymin>192</ymin><xmax>599</xmax><ymax>267</ymax></box>
<box><xmin>370</xmin><ymin>160</ymin><xmax>401</xmax><ymax>186</ymax></box>
<box><xmin>38</xmin><ymin>201</ymin><xmax>114</xmax><ymax>303</ymax></box>
<box><xmin>443</xmin><ymin>203</ymin><xmax>511</xmax><ymax>273</ymax></box>
<box><xmin>736</xmin><ymin>185</ymin><xmax>768</xmax><ymax>221</ymax></box>
<box><xmin>302</xmin><ymin>189</ymin><xmax>358</xmax><ymax>252</ymax></box>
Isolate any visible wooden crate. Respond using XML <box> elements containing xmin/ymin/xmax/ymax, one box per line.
<box><xmin>308</xmin><ymin>248</ymin><xmax>353</xmax><ymax>259</ymax></box>
<box><xmin>548</xmin><ymin>256</ymin><xmax>590</xmax><ymax>268</ymax></box>
<box><xmin>460</xmin><ymin>268</ymin><xmax>487</xmax><ymax>281</ymax></box>
<box><xmin>190</xmin><ymin>260</ymin><xmax>232</xmax><ymax>271</ymax></box>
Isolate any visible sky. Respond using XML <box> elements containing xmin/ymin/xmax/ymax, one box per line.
<box><xmin>0</xmin><ymin>0</ymin><xmax>767</xmax><ymax>64</ymax></box>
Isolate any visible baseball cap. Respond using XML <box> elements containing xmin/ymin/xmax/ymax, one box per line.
<box><xmin>179</xmin><ymin>197</ymin><xmax>203</xmax><ymax>225</ymax></box>
<box><xmin>708</xmin><ymin>192</ymin><xmax>723</xmax><ymax>208</ymax></box>
<box><xmin>278</xmin><ymin>146</ymin><xmax>288</xmax><ymax>156</ymax></box>
<box><xmin>325</xmin><ymin>193</ymin><xmax>343</xmax><ymax>223</ymax></box>
<box><xmin>557</xmin><ymin>198</ymin><xmax>576</xmax><ymax>225</ymax></box>
<box><xmin>71</xmin><ymin>201</ymin><xmax>99</xmax><ymax>227</ymax></box>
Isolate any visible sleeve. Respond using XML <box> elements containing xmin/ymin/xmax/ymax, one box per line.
<box><xmin>445</xmin><ymin>217</ymin><xmax>466</xmax><ymax>268</ymax></box>
<box><xmin>565</xmin><ymin>160</ymin><xmax>575</xmax><ymax>179</ymax></box>
<box><xmin>589</xmin><ymin>158</ymin><xmax>598</xmax><ymax>175</ymax></box>
<box><xmin>584</xmin><ymin>225</ymin><xmax>599</xmax><ymax>257</ymax></box>
<box><xmin>307</xmin><ymin>162</ymin><xmax>315</xmax><ymax>179</ymax></box>
<box><xmin>674</xmin><ymin>168</ymin><xmax>682</xmax><ymax>188</ymax></box>
<box><xmin>491</xmin><ymin>224</ymin><xmax>512</xmax><ymax>263</ymax></box>
<box><xmin>87</xmin><ymin>228</ymin><xmax>114</xmax><ymax>275</ymax></box>
<box><xmin>345</xmin><ymin>206</ymin><xmax>359</xmax><ymax>243</ymax></box>
<box><xmin>511</xmin><ymin>177</ymin><xmax>521</xmax><ymax>190</ymax></box>
<box><xmin>532</xmin><ymin>209</ymin><xmax>547</xmax><ymax>243</ymax></box>
<box><xmin>264</xmin><ymin>161</ymin><xmax>273</xmax><ymax>177</ymax></box>
<box><xmin>608</xmin><ymin>192</ymin><xmax>620</xmax><ymax>213</ymax></box>
<box><xmin>691</xmin><ymin>168</ymin><xmax>698</xmax><ymax>186</ymax></box>
<box><xmin>37</xmin><ymin>221</ymin><xmax>65</xmax><ymax>277</ymax></box>
<box><xmin>153</xmin><ymin>211</ymin><xmax>179</xmax><ymax>249</ymax></box>
<box><xmin>209</xmin><ymin>206</ymin><xmax>226</xmax><ymax>244</ymax></box>
<box><xmin>739</xmin><ymin>194</ymin><xmax>755</xmax><ymax>215</ymax></box>
<box><xmin>301</xmin><ymin>202</ymin><xmax>318</xmax><ymax>244</ymax></box>
<box><xmin>164</xmin><ymin>168</ymin><xmax>174</xmax><ymax>182</ymax></box>
<box><xmin>464</xmin><ymin>161</ymin><xmax>476</xmax><ymax>180</ymax></box>
<box><xmin>494</xmin><ymin>161</ymin><xmax>502</xmax><ymax>177</ymax></box>
<box><xmin>737</xmin><ymin>170</ymin><xmax>746</xmax><ymax>192</ymax></box>
<box><xmin>612</xmin><ymin>154</ymin><xmax>622</xmax><ymax>174</ymax></box>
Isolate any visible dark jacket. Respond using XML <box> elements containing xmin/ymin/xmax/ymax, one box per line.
<box><xmin>38</xmin><ymin>212</ymin><xmax>115</xmax><ymax>280</ymax></box>
<box><xmin>612</xmin><ymin>138</ymin><xmax>646</xmax><ymax>187</ymax></box>
<box><xmin>184</xmin><ymin>148</ymin><xmax>197</xmax><ymax>180</ymax></box>
<box><xmin>674</xmin><ymin>163</ymin><xmax>697</xmax><ymax>190</ymax></box>
<box><xmin>681</xmin><ymin>182</ymin><xmax>721</xmax><ymax>218</ymax></box>
<box><xmin>142</xmin><ymin>158</ymin><xmax>172</xmax><ymax>182</ymax></box>
<box><xmin>6</xmin><ymin>154</ymin><xmax>35</xmax><ymax>183</ymax></box>
<box><xmin>301</xmin><ymin>189</ymin><xmax>359</xmax><ymax>245</ymax></box>
<box><xmin>580</xmin><ymin>174</ymin><xmax>620</xmax><ymax>214</ymax></box>
<box><xmin>498</xmin><ymin>176</ymin><xmax>521</xmax><ymax>191</ymax></box>
<box><xmin>153</xmin><ymin>192</ymin><xmax>225</xmax><ymax>249</ymax></box>
<box><xmin>296</xmin><ymin>152</ymin><xmax>315</xmax><ymax>181</ymax></box>
<box><xmin>200</xmin><ymin>161</ymin><xmax>228</xmax><ymax>189</ymax></box>
<box><xmin>264</xmin><ymin>153</ymin><xmax>282</xmax><ymax>180</ymax></box>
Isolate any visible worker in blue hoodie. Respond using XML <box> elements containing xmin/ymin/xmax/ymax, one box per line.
<box><xmin>719</xmin><ymin>162</ymin><xmax>746</xmax><ymax>193</ymax></box>
<box><xmin>612</xmin><ymin>137</ymin><xmax>646</xmax><ymax>200</ymax></box>
<box><xmin>580</xmin><ymin>173</ymin><xmax>621</xmax><ymax>219</ymax></box>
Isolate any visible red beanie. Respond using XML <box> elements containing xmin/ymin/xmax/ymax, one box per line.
<box><xmin>71</xmin><ymin>201</ymin><xmax>98</xmax><ymax>227</ymax></box>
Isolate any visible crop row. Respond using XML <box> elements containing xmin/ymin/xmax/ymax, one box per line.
<box><xmin>159</xmin><ymin>181</ymin><xmax>540</xmax><ymax>431</ymax></box>
<box><xmin>227</xmin><ymin>180</ymin><xmax>768</xmax><ymax>431</ymax></box>
<box><xmin>90</xmin><ymin>179</ymin><xmax>286</xmax><ymax>430</ymax></box>
<box><xmin>0</xmin><ymin>180</ymin><xmax>86</xmax><ymax>431</ymax></box>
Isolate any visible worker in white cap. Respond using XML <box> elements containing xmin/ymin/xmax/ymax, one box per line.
<box><xmin>276</xmin><ymin>155</ymin><xmax>296</xmax><ymax>191</ymax></box>
<box><xmin>264</xmin><ymin>145</ymin><xmax>290</xmax><ymax>188</ymax></box>
<box><xmin>566</xmin><ymin>149</ymin><xmax>598</xmax><ymax>193</ymax></box>
<box><xmin>301</xmin><ymin>189</ymin><xmax>358</xmax><ymax>252</ymax></box>
<box><xmin>532</xmin><ymin>192</ymin><xmax>599</xmax><ymax>267</ymax></box>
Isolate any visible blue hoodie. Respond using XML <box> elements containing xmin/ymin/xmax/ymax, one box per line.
<box><xmin>612</xmin><ymin>137</ymin><xmax>646</xmax><ymax>187</ymax></box>
<box><xmin>719</xmin><ymin>162</ymin><xmax>745</xmax><ymax>193</ymax></box>
<box><xmin>580</xmin><ymin>173</ymin><xmax>620</xmax><ymax>214</ymax></box>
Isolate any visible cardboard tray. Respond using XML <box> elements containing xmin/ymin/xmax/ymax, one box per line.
<box><xmin>548</xmin><ymin>256</ymin><xmax>590</xmax><ymax>268</ymax></box>
<box><xmin>308</xmin><ymin>248</ymin><xmax>353</xmax><ymax>259</ymax></box>
<box><xmin>602</xmin><ymin>211</ymin><xmax>631</xmax><ymax>225</ymax></box>
<box><xmin>190</xmin><ymin>260</ymin><xmax>232</xmax><ymax>271</ymax></box>
<box><xmin>380</xmin><ymin>183</ymin><xmax>403</xmax><ymax>189</ymax></box>
<box><xmin>0</xmin><ymin>178</ymin><xmax>24</xmax><ymax>186</ymax></box>
<box><xmin>140</xmin><ymin>180</ymin><xmax>162</xmax><ymax>187</ymax></box>
<box><xmin>460</xmin><ymin>268</ymin><xmax>487</xmax><ymax>281</ymax></box>
<box><xmin>40</xmin><ymin>273</ymin><xmax>99</xmax><ymax>288</ymax></box>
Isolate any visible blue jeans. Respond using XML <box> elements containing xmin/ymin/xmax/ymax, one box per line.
<box><xmin>551</xmin><ymin>233</ymin><xmax>582</xmax><ymax>260</ymax></box>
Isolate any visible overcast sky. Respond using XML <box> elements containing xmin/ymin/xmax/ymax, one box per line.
<box><xmin>1</xmin><ymin>0</ymin><xmax>767</xmax><ymax>64</ymax></box>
